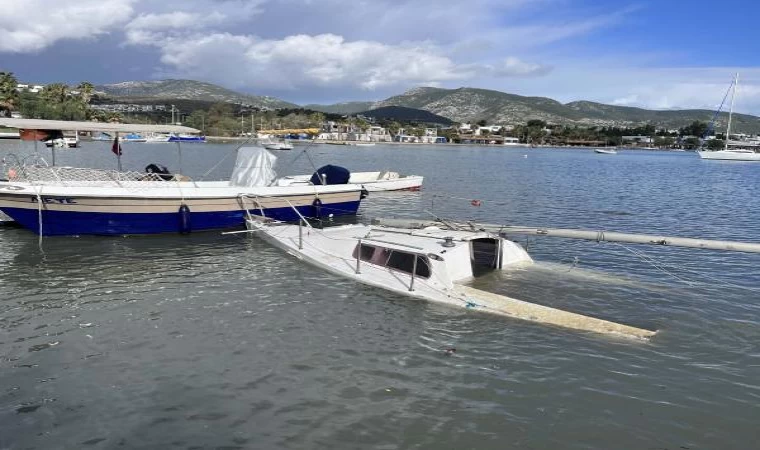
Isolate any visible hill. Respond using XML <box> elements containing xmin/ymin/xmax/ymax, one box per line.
<box><xmin>357</xmin><ymin>106</ymin><xmax>453</xmax><ymax>125</ymax></box>
<box><xmin>303</xmin><ymin>101</ymin><xmax>374</xmax><ymax>115</ymax></box>
<box><xmin>92</xmin><ymin>79</ymin><xmax>760</xmax><ymax>133</ymax></box>
<box><xmin>321</xmin><ymin>86</ymin><xmax>760</xmax><ymax>134</ymax></box>
<box><xmin>96</xmin><ymin>79</ymin><xmax>297</xmax><ymax>110</ymax></box>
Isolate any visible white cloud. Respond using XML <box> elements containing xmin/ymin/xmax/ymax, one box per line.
<box><xmin>125</xmin><ymin>11</ymin><xmax>227</xmax><ymax>45</ymax></box>
<box><xmin>150</xmin><ymin>32</ymin><xmax>474</xmax><ymax>90</ymax></box>
<box><xmin>127</xmin><ymin>11</ymin><xmax>226</xmax><ymax>32</ymax></box>
<box><xmin>491</xmin><ymin>57</ymin><xmax>552</xmax><ymax>77</ymax></box>
<box><xmin>0</xmin><ymin>0</ymin><xmax>137</xmax><ymax>53</ymax></box>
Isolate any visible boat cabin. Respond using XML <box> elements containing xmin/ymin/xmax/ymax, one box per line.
<box><xmin>350</xmin><ymin>226</ymin><xmax>532</xmax><ymax>288</ymax></box>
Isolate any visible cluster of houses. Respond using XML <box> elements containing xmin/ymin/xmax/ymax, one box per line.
<box><xmin>15</xmin><ymin>83</ymin><xmax>46</xmax><ymax>93</ymax></box>
<box><xmin>316</xmin><ymin>121</ymin><xmax>519</xmax><ymax>144</ymax></box>
<box><xmin>90</xmin><ymin>104</ymin><xmax>168</xmax><ymax>113</ymax></box>
<box><xmin>317</xmin><ymin>121</ymin><xmax>449</xmax><ymax>143</ymax></box>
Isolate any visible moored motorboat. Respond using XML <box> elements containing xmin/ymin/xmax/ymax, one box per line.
<box><xmin>277</xmin><ymin>168</ymin><xmax>423</xmax><ymax>192</ymax></box>
<box><xmin>45</xmin><ymin>134</ymin><xmax>79</xmax><ymax>148</ymax></box>
<box><xmin>0</xmin><ymin>118</ymin><xmax>367</xmax><ymax>236</ymax></box>
<box><xmin>244</xmin><ymin>218</ymin><xmax>656</xmax><ymax>340</ymax></box>
<box><xmin>594</xmin><ymin>148</ymin><xmax>617</xmax><ymax>154</ymax></box>
<box><xmin>168</xmin><ymin>133</ymin><xmax>205</xmax><ymax>143</ymax></box>
<box><xmin>260</xmin><ymin>136</ymin><xmax>294</xmax><ymax>150</ymax></box>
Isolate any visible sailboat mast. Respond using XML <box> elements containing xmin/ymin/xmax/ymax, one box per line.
<box><xmin>725</xmin><ymin>73</ymin><xmax>738</xmax><ymax>151</ymax></box>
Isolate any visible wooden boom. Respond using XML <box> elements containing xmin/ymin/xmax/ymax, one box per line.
<box><xmin>372</xmin><ymin>218</ymin><xmax>760</xmax><ymax>254</ymax></box>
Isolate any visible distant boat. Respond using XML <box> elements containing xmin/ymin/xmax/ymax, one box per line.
<box><xmin>0</xmin><ymin>131</ymin><xmax>20</xmax><ymax>140</ymax></box>
<box><xmin>168</xmin><ymin>133</ymin><xmax>205</xmax><ymax>143</ymax></box>
<box><xmin>45</xmin><ymin>134</ymin><xmax>79</xmax><ymax>148</ymax></box>
<box><xmin>698</xmin><ymin>74</ymin><xmax>760</xmax><ymax>161</ymax></box>
<box><xmin>594</xmin><ymin>148</ymin><xmax>617</xmax><ymax>155</ymax></box>
<box><xmin>122</xmin><ymin>133</ymin><xmax>147</xmax><ymax>143</ymax></box>
<box><xmin>264</xmin><ymin>140</ymin><xmax>294</xmax><ymax>150</ymax></box>
<box><xmin>258</xmin><ymin>136</ymin><xmax>293</xmax><ymax>150</ymax></box>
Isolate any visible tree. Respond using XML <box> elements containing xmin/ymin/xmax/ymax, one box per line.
<box><xmin>0</xmin><ymin>72</ymin><xmax>19</xmax><ymax>117</ymax></box>
<box><xmin>706</xmin><ymin>139</ymin><xmax>725</xmax><ymax>150</ymax></box>
<box><xmin>654</xmin><ymin>136</ymin><xmax>675</xmax><ymax>148</ymax></box>
<box><xmin>526</xmin><ymin>119</ymin><xmax>546</xmax><ymax>128</ymax></box>
<box><xmin>439</xmin><ymin>127</ymin><xmax>459</xmax><ymax>143</ymax></box>
<box><xmin>42</xmin><ymin>83</ymin><xmax>69</xmax><ymax>104</ymax></box>
<box><xmin>76</xmin><ymin>81</ymin><xmax>95</xmax><ymax>105</ymax></box>
<box><xmin>682</xmin><ymin>137</ymin><xmax>702</xmax><ymax>149</ymax></box>
<box><xmin>184</xmin><ymin>110</ymin><xmax>208</xmax><ymax>133</ymax></box>
<box><xmin>476</xmin><ymin>119</ymin><xmax>487</xmax><ymax>127</ymax></box>
<box><xmin>680</xmin><ymin>120</ymin><xmax>709</xmax><ymax>138</ymax></box>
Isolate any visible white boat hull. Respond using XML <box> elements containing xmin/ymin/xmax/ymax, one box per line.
<box><xmin>0</xmin><ymin>180</ymin><xmax>365</xmax><ymax>236</ymax></box>
<box><xmin>246</xmin><ymin>221</ymin><xmax>656</xmax><ymax>340</ymax></box>
<box><xmin>277</xmin><ymin>171</ymin><xmax>423</xmax><ymax>192</ymax></box>
<box><xmin>697</xmin><ymin>150</ymin><xmax>760</xmax><ymax>161</ymax></box>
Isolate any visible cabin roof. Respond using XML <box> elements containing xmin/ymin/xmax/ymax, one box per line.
<box><xmin>0</xmin><ymin>118</ymin><xmax>200</xmax><ymax>134</ymax></box>
<box><xmin>354</xmin><ymin>226</ymin><xmax>494</xmax><ymax>254</ymax></box>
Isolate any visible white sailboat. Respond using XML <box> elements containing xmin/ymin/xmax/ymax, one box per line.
<box><xmin>698</xmin><ymin>74</ymin><xmax>760</xmax><ymax>161</ymax></box>
<box><xmin>244</xmin><ymin>217</ymin><xmax>656</xmax><ymax>340</ymax></box>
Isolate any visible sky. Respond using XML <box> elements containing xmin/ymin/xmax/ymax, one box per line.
<box><xmin>2</xmin><ymin>0</ymin><xmax>760</xmax><ymax>114</ymax></box>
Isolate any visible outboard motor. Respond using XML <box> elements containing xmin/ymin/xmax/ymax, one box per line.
<box><xmin>145</xmin><ymin>163</ymin><xmax>173</xmax><ymax>181</ymax></box>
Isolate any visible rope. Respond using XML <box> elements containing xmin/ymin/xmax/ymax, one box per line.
<box><xmin>198</xmin><ymin>135</ymin><xmax>258</xmax><ymax>181</ymax></box>
<box><xmin>35</xmin><ymin>190</ymin><xmax>44</xmax><ymax>252</ymax></box>
<box><xmin>285</xmin><ymin>138</ymin><xmax>321</xmax><ymax>179</ymax></box>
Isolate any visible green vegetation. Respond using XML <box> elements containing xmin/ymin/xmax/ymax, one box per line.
<box><xmin>0</xmin><ymin>72</ymin><xmax>20</xmax><ymax>117</ymax></box>
<box><xmin>0</xmin><ymin>72</ymin><xmax>109</xmax><ymax>121</ymax></box>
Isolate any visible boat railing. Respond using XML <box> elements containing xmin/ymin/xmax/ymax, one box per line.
<box><xmin>353</xmin><ymin>236</ymin><xmax>432</xmax><ymax>291</ymax></box>
<box><xmin>6</xmin><ymin>165</ymin><xmax>175</xmax><ymax>188</ymax></box>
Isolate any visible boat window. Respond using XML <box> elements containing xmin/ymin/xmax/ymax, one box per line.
<box><xmin>355</xmin><ymin>243</ymin><xmax>376</xmax><ymax>261</ymax></box>
<box><xmin>387</xmin><ymin>250</ymin><xmax>431</xmax><ymax>278</ymax></box>
<box><xmin>352</xmin><ymin>243</ymin><xmax>430</xmax><ymax>278</ymax></box>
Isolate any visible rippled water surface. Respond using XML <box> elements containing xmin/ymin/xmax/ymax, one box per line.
<box><xmin>2</xmin><ymin>141</ymin><xmax>760</xmax><ymax>449</ymax></box>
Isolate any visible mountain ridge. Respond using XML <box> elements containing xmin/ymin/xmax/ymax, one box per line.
<box><xmin>96</xmin><ymin>79</ymin><xmax>760</xmax><ymax>133</ymax></box>
<box><xmin>96</xmin><ymin>79</ymin><xmax>297</xmax><ymax>109</ymax></box>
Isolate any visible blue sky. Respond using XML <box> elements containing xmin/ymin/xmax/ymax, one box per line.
<box><xmin>2</xmin><ymin>0</ymin><xmax>759</xmax><ymax>114</ymax></box>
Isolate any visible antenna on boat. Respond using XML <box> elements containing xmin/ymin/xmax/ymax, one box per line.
<box><xmin>725</xmin><ymin>73</ymin><xmax>738</xmax><ymax>151</ymax></box>
<box><xmin>703</xmin><ymin>76</ymin><xmax>734</xmax><ymax>142</ymax></box>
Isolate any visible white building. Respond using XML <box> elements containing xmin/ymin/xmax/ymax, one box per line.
<box><xmin>474</xmin><ymin>125</ymin><xmax>502</xmax><ymax>136</ymax></box>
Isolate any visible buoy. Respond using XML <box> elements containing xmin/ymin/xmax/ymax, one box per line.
<box><xmin>471</xmin><ymin>199</ymin><xmax>482</xmax><ymax>207</ymax></box>
<box><xmin>178</xmin><ymin>203</ymin><xmax>191</xmax><ymax>234</ymax></box>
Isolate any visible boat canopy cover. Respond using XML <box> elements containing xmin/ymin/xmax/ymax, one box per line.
<box><xmin>230</xmin><ymin>146</ymin><xmax>278</xmax><ymax>187</ymax></box>
<box><xmin>310</xmin><ymin>165</ymin><xmax>351</xmax><ymax>185</ymax></box>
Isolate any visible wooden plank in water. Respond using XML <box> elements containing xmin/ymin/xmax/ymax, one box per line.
<box><xmin>454</xmin><ymin>284</ymin><xmax>657</xmax><ymax>341</ymax></box>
